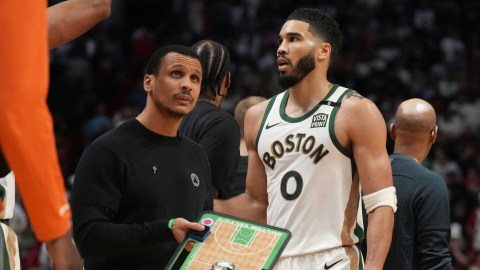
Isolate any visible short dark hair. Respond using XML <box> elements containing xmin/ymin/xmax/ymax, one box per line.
<box><xmin>287</xmin><ymin>8</ymin><xmax>343</xmax><ymax>64</ymax></box>
<box><xmin>144</xmin><ymin>45</ymin><xmax>200</xmax><ymax>76</ymax></box>
<box><xmin>191</xmin><ymin>40</ymin><xmax>230</xmax><ymax>99</ymax></box>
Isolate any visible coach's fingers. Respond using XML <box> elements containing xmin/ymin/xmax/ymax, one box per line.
<box><xmin>184</xmin><ymin>240</ymin><xmax>196</xmax><ymax>251</ymax></box>
<box><xmin>171</xmin><ymin>218</ymin><xmax>205</xmax><ymax>243</ymax></box>
<box><xmin>185</xmin><ymin>221</ymin><xmax>205</xmax><ymax>231</ymax></box>
<box><xmin>172</xmin><ymin>218</ymin><xmax>204</xmax><ymax>231</ymax></box>
<box><xmin>170</xmin><ymin>218</ymin><xmax>187</xmax><ymax>243</ymax></box>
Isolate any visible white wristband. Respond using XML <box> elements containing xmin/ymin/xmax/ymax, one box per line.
<box><xmin>363</xmin><ymin>186</ymin><xmax>397</xmax><ymax>214</ymax></box>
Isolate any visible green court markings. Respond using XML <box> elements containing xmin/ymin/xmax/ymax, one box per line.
<box><xmin>165</xmin><ymin>211</ymin><xmax>291</xmax><ymax>270</ymax></box>
<box><xmin>231</xmin><ymin>226</ymin><xmax>257</xmax><ymax>246</ymax></box>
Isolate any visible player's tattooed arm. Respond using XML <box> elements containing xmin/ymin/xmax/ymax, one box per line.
<box><xmin>345</xmin><ymin>91</ymin><xmax>365</xmax><ymax>100</ymax></box>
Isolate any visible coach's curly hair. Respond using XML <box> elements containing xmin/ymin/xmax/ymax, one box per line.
<box><xmin>191</xmin><ymin>40</ymin><xmax>230</xmax><ymax>100</ymax></box>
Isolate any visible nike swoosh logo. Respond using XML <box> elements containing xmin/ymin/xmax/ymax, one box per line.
<box><xmin>265</xmin><ymin>122</ymin><xmax>281</xmax><ymax>129</ymax></box>
<box><xmin>324</xmin><ymin>259</ymin><xmax>343</xmax><ymax>269</ymax></box>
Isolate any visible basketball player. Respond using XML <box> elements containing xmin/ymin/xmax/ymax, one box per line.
<box><xmin>384</xmin><ymin>99</ymin><xmax>452</xmax><ymax>269</ymax></box>
<box><xmin>0</xmin><ymin>0</ymin><xmax>110</xmax><ymax>268</ymax></box>
<box><xmin>71</xmin><ymin>45</ymin><xmax>212</xmax><ymax>269</ymax></box>
<box><xmin>180</xmin><ymin>40</ymin><xmax>240</xmax><ymax>199</ymax></box>
<box><xmin>214</xmin><ymin>8</ymin><xmax>396</xmax><ymax>269</ymax></box>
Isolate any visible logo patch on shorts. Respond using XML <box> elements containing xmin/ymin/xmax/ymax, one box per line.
<box><xmin>311</xmin><ymin>113</ymin><xmax>328</xmax><ymax>128</ymax></box>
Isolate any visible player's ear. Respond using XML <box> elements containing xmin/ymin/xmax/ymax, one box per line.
<box><xmin>317</xmin><ymin>42</ymin><xmax>331</xmax><ymax>61</ymax></box>
<box><xmin>389</xmin><ymin>123</ymin><xmax>396</xmax><ymax>141</ymax></box>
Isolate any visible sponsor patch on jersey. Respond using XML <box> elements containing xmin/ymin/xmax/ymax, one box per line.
<box><xmin>311</xmin><ymin>113</ymin><xmax>328</xmax><ymax>128</ymax></box>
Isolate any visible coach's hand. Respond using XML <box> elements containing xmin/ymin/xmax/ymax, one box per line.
<box><xmin>170</xmin><ymin>218</ymin><xmax>205</xmax><ymax>251</ymax></box>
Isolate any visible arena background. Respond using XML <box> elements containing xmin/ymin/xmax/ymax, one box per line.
<box><xmin>15</xmin><ymin>0</ymin><xmax>480</xmax><ymax>268</ymax></box>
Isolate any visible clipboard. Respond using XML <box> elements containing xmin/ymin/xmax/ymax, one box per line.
<box><xmin>165</xmin><ymin>211</ymin><xmax>291</xmax><ymax>270</ymax></box>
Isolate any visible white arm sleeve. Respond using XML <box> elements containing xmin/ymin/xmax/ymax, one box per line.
<box><xmin>363</xmin><ymin>186</ymin><xmax>397</xmax><ymax>214</ymax></box>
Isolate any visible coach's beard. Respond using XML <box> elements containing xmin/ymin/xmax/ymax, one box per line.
<box><xmin>151</xmin><ymin>93</ymin><xmax>189</xmax><ymax>119</ymax></box>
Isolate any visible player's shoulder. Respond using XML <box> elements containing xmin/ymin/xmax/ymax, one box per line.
<box><xmin>245</xmin><ymin>98</ymin><xmax>272</xmax><ymax>118</ymax></box>
<box><xmin>340</xmin><ymin>89</ymin><xmax>377</xmax><ymax>109</ymax></box>
<box><xmin>339</xmin><ymin>89</ymin><xmax>382</xmax><ymax>119</ymax></box>
<box><xmin>244</xmin><ymin>98</ymin><xmax>271</xmax><ymax>141</ymax></box>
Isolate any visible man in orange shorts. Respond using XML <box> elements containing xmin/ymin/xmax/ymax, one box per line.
<box><xmin>0</xmin><ymin>0</ymin><xmax>110</xmax><ymax>268</ymax></box>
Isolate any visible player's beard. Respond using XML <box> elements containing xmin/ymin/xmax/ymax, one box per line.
<box><xmin>278</xmin><ymin>49</ymin><xmax>316</xmax><ymax>89</ymax></box>
<box><xmin>150</xmin><ymin>91</ymin><xmax>187</xmax><ymax>119</ymax></box>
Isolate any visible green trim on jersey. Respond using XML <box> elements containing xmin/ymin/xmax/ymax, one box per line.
<box><xmin>359</xmin><ymin>254</ymin><xmax>364</xmax><ymax>270</ymax></box>
<box><xmin>328</xmin><ymin>89</ymin><xmax>353</xmax><ymax>158</ymax></box>
<box><xmin>351</xmin><ymin>159</ymin><xmax>358</xmax><ymax>180</ymax></box>
<box><xmin>347</xmin><ymin>158</ymin><xmax>365</xmax><ymax>245</ymax></box>
<box><xmin>351</xmin><ymin>158</ymin><xmax>364</xmax><ymax>243</ymax></box>
<box><xmin>255</xmin><ymin>95</ymin><xmax>278</xmax><ymax>152</ymax></box>
<box><xmin>0</xmin><ymin>225</ymin><xmax>10</xmax><ymax>270</ymax></box>
<box><xmin>354</xmin><ymin>223</ymin><xmax>364</xmax><ymax>243</ymax></box>
<box><xmin>279</xmin><ymin>84</ymin><xmax>339</xmax><ymax>123</ymax></box>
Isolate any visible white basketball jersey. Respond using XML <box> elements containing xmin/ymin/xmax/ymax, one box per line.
<box><xmin>256</xmin><ymin>85</ymin><xmax>364</xmax><ymax>257</ymax></box>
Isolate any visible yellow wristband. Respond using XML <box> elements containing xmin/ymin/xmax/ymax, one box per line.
<box><xmin>168</xmin><ymin>218</ymin><xmax>175</xmax><ymax>230</ymax></box>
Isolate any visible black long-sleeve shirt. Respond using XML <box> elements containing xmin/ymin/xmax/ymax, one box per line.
<box><xmin>385</xmin><ymin>153</ymin><xmax>452</xmax><ymax>270</ymax></box>
<box><xmin>180</xmin><ymin>100</ymin><xmax>240</xmax><ymax>199</ymax></box>
<box><xmin>71</xmin><ymin>119</ymin><xmax>213</xmax><ymax>269</ymax></box>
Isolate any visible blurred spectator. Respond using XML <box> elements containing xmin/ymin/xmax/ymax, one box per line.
<box><xmin>432</xmin><ymin>149</ymin><xmax>463</xmax><ymax>182</ymax></box>
<box><xmin>465</xmin><ymin>168</ymin><xmax>480</xmax><ymax>194</ymax></box>
<box><xmin>437</xmin><ymin>103</ymin><xmax>465</xmax><ymax>141</ymax></box>
<box><xmin>450</xmin><ymin>222</ymin><xmax>470</xmax><ymax>270</ymax></box>
<box><xmin>84</xmin><ymin>103</ymin><xmax>114</xmax><ymax>144</ymax></box>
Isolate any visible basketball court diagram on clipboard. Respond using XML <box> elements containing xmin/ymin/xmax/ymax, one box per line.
<box><xmin>165</xmin><ymin>211</ymin><xmax>291</xmax><ymax>270</ymax></box>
